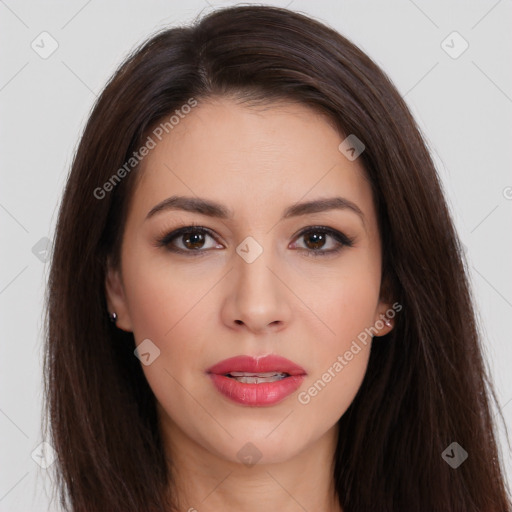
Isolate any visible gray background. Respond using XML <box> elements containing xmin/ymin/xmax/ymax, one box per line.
<box><xmin>1</xmin><ymin>0</ymin><xmax>511</xmax><ymax>510</ymax></box>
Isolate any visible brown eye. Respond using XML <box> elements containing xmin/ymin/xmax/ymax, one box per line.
<box><xmin>181</xmin><ymin>231</ymin><xmax>207</xmax><ymax>250</ymax></box>
<box><xmin>156</xmin><ymin>224</ymin><xmax>354</xmax><ymax>258</ymax></box>
<box><xmin>156</xmin><ymin>225</ymin><xmax>222</xmax><ymax>255</ymax></box>
<box><xmin>292</xmin><ymin>226</ymin><xmax>354</xmax><ymax>257</ymax></box>
<box><xmin>303</xmin><ymin>231</ymin><xmax>328</xmax><ymax>250</ymax></box>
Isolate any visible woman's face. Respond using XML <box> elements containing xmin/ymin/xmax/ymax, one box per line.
<box><xmin>106</xmin><ymin>96</ymin><xmax>393</xmax><ymax>466</ymax></box>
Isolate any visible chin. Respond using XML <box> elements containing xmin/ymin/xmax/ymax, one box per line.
<box><xmin>209</xmin><ymin>420</ymin><xmax>322</xmax><ymax>467</ymax></box>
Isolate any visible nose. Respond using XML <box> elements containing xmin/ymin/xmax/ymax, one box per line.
<box><xmin>220</xmin><ymin>241</ymin><xmax>292</xmax><ymax>334</ymax></box>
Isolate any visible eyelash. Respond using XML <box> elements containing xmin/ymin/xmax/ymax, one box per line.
<box><xmin>154</xmin><ymin>222</ymin><xmax>355</xmax><ymax>258</ymax></box>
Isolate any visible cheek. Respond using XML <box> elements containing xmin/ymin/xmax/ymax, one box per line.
<box><xmin>295</xmin><ymin>260</ymin><xmax>379</xmax><ymax>417</ymax></box>
<box><xmin>310</xmin><ymin>261</ymin><xmax>380</xmax><ymax>354</ymax></box>
<box><xmin>297</xmin><ymin>344</ymin><xmax>371</xmax><ymax>432</ymax></box>
<box><xmin>122</xmin><ymin>249</ymin><xmax>214</xmax><ymax>342</ymax></box>
<box><xmin>297</xmin><ymin>283</ymin><xmax>375</xmax><ymax>423</ymax></box>
<box><xmin>121</xmin><ymin>253</ymin><xmax>214</xmax><ymax>393</ymax></box>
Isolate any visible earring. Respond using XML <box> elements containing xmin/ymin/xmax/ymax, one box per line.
<box><xmin>109</xmin><ymin>311</ymin><xmax>118</xmax><ymax>323</ymax></box>
<box><xmin>384</xmin><ymin>318</ymin><xmax>392</xmax><ymax>327</ymax></box>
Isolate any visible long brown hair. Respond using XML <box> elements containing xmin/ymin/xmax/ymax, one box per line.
<box><xmin>43</xmin><ymin>5</ymin><xmax>511</xmax><ymax>511</ymax></box>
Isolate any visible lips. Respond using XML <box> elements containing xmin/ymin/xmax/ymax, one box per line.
<box><xmin>206</xmin><ymin>355</ymin><xmax>306</xmax><ymax>406</ymax></box>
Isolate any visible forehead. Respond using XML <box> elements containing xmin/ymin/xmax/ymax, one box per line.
<box><xmin>129</xmin><ymin>97</ymin><xmax>375</xmax><ymax>226</ymax></box>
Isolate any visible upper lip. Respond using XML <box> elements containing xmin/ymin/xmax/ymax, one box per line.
<box><xmin>207</xmin><ymin>355</ymin><xmax>307</xmax><ymax>376</ymax></box>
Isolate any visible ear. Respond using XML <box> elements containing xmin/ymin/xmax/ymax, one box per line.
<box><xmin>105</xmin><ymin>260</ymin><xmax>133</xmax><ymax>332</ymax></box>
<box><xmin>372</xmin><ymin>298</ymin><xmax>395</xmax><ymax>337</ymax></box>
<box><xmin>372</xmin><ymin>272</ymin><xmax>397</xmax><ymax>337</ymax></box>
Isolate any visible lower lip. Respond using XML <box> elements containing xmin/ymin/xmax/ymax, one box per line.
<box><xmin>208</xmin><ymin>374</ymin><xmax>305</xmax><ymax>406</ymax></box>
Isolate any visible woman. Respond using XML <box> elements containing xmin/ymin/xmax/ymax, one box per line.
<box><xmin>43</xmin><ymin>5</ymin><xmax>511</xmax><ymax>511</ymax></box>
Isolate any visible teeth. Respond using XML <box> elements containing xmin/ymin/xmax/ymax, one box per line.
<box><xmin>229</xmin><ymin>372</ymin><xmax>288</xmax><ymax>377</ymax></box>
<box><xmin>227</xmin><ymin>371</ymin><xmax>289</xmax><ymax>384</ymax></box>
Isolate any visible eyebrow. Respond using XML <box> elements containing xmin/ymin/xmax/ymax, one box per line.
<box><xmin>145</xmin><ymin>195</ymin><xmax>365</xmax><ymax>225</ymax></box>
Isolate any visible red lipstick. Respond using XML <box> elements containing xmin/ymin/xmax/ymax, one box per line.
<box><xmin>206</xmin><ymin>355</ymin><xmax>306</xmax><ymax>406</ymax></box>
